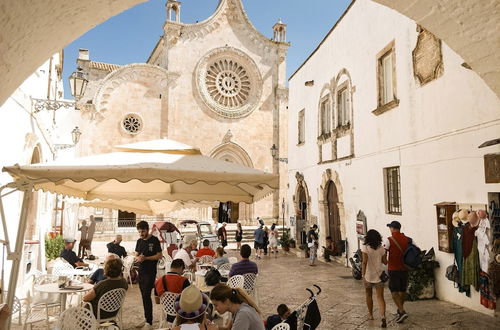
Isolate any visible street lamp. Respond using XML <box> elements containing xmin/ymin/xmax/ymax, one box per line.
<box><xmin>270</xmin><ymin>144</ymin><xmax>288</xmax><ymax>163</ymax></box>
<box><xmin>32</xmin><ymin>67</ymin><xmax>89</xmax><ymax>113</ymax></box>
<box><xmin>54</xmin><ymin>126</ymin><xmax>82</xmax><ymax>151</ymax></box>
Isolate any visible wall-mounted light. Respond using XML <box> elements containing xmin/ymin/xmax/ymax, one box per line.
<box><xmin>270</xmin><ymin>144</ymin><xmax>288</xmax><ymax>163</ymax></box>
<box><xmin>54</xmin><ymin>126</ymin><xmax>82</xmax><ymax>151</ymax></box>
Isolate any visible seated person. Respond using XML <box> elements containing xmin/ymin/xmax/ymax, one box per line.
<box><xmin>83</xmin><ymin>258</ymin><xmax>128</xmax><ymax>319</ymax></box>
<box><xmin>266</xmin><ymin>304</ymin><xmax>291</xmax><ymax>330</ymax></box>
<box><xmin>196</xmin><ymin>239</ymin><xmax>216</xmax><ymax>258</ymax></box>
<box><xmin>60</xmin><ymin>238</ymin><xmax>89</xmax><ymax>268</ymax></box>
<box><xmin>88</xmin><ymin>253</ymin><xmax>118</xmax><ymax>284</ymax></box>
<box><xmin>106</xmin><ymin>235</ymin><xmax>127</xmax><ymax>258</ymax></box>
<box><xmin>172</xmin><ymin>285</ymin><xmax>217</xmax><ymax>330</ymax></box>
<box><xmin>173</xmin><ymin>239</ymin><xmax>197</xmax><ymax>271</ymax></box>
<box><xmin>154</xmin><ymin>259</ymin><xmax>191</xmax><ymax>302</ymax></box>
<box><xmin>323</xmin><ymin>236</ymin><xmax>339</xmax><ymax>262</ymax></box>
<box><xmin>229</xmin><ymin>244</ymin><xmax>258</xmax><ymax>277</ymax></box>
<box><xmin>213</xmin><ymin>247</ymin><xmax>229</xmax><ymax>268</ymax></box>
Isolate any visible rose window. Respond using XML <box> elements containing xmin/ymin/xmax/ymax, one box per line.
<box><xmin>196</xmin><ymin>47</ymin><xmax>262</xmax><ymax>118</ymax></box>
<box><xmin>122</xmin><ymin>113</ymin><xmax>143</xmax><ymax>135</ymax></box>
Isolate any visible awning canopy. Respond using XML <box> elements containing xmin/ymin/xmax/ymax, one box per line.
<box><xmin>3</xmin><ymin>139</ymin><xmax>278</xmax><ymax>204</ymax></box>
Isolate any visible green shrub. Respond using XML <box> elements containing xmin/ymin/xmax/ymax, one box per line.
<box><xmin>45</xmin><ymin>234</ymin><xmax>64</xmax><ymax>261</ymax></box>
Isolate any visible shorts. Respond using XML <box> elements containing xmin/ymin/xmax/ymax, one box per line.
<box><xmin>364</xmin><ymin>280</ymin><xmax>385</xmax><ymax>289</ymax></box>
<box><xmin>388</xmin><ymin>270</ymin><xmax>409</xmax><ymax>292</ymax></box>
<box><xmin>254</xmin><ymin>242</ymin><xmax>263</xmax><ymax>249</ymax></box>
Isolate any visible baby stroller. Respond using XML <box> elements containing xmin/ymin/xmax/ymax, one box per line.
<box><xmin>285</xmin><ymin>285</ymin><xmax>322</xmax><ymax>330</ymax></box>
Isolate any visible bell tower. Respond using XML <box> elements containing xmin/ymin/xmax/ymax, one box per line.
<box><xmin>166</xmin><ymin>0</ymin><xmax>181</xmax><ymax>23</ymax></box>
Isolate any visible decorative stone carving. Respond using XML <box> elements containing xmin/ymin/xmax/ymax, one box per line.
<box><xmin>121</xmin><ymin>113</ymin><xmax>143</xmax><ymax>135</ymax></box>
<box><xmin>412</xmin><ymin>27</ymin><xmax>443</xmax><ymax>86</ymax></box>
<box><xmin>93</xmin><ymin>64</ymin><xmax>169</xmax><ymax>115</ymax></box>
<box><xmin>222</xmin><ymin>129</ymin><xmax>233</xmax><ymax>143</ymax></box>
<box><xmin>295</xmin><ymin>171</ymin><xmax>305</xmax><ymax>184</ymax></box>
<box><xmin>196</xmin><ymin>46</ymin><xmax>262</xmax><ymax>118</ymax></box>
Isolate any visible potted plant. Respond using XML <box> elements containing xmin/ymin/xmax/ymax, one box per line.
<box><xmin>299</xmin><ymin>243</ymin><xmax>310</xmax><ymax>258</ymax></box>
<box><xmin>279</xmin><ymin>229</ymin><xmax>291</xmax><ymax>252</ymax></box>
<box><xmin>289</xmin><ymin>238</ymin><xmax>296</xmax><ymax>249</ymax></box>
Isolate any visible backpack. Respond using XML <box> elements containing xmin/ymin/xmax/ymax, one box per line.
<box><xmin>389</xmin><ymin>237</ymin><xmax>422</xmax><ymax>270</ymax></box>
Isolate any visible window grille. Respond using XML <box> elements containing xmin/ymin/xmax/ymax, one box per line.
<box><xmin>385</xmin><ymin>166</ymin><xmax>401</xmax><ymax>214</ymax></box>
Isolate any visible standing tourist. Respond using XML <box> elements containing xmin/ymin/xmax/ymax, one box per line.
<box><xmin>307</xmin><ymin>225</ymin><xmax>319</xmax><ymax>266</ymax></box>
<box><xmin>384</xmin><ymin>221</ymin><xmax>410</xmax><ymax>323</ymax></box>
<box><xmin>77</xmin><ymin>220</ymin><xmax>89</xmax><ymax>258</ymax></box>
<box><xmin>235</xmin><ymin>223</ymin><xmax>243</xmax><ymax>250</ymax></box>
<box><xmin>254</xmin><ymin>225</ymin><xmax>265</xmax><ymax>259</ymax></box>
<box><xmin>263</xmin><ymin>226</ymin><xmax>269</xmax><ymax>256</ymax></box>
<box><xmin>361</xmin><ymin>229</ymin><xmax>388</xmax><ymax>327</ymax></box>
<box><xmin>268</xmin><ymin>223</ymin><xmax>279</xmax><ymax>257</ymax></box>
<box><xmin>210</xmin><ymin>283</ymin><xmax>264</xmax><ymax>330</ymax></box>
<box><xmin>135</xmin><ymin>221</ymin><xmax>163</xmax><ymax>329</ymax></box>
<box><xmin>218</xmin><ymin>222</ymin><xmax>228</xmax><ymax>247</ymax></box>
<box><xmin>86</xmin><ymin>215</ymin><xmax>96</xmax><ymax>255</ymax></box>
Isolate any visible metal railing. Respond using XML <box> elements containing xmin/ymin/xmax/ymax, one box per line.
<box><xmin>93</xmin><ymin>217</ymin><xmax>167</xmax><ymax>233</ymax></box>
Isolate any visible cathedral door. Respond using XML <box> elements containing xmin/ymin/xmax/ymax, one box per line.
<box><xmin>326</xmin><ymin>180</ymin><xmax>341</xmax><ymax>243</ymax></box>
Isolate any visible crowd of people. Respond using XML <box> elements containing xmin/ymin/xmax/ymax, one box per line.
<box><xmin>51</xmin><ymin>216</ymin><xmax>418</xmax><ymax>329</ymax></box>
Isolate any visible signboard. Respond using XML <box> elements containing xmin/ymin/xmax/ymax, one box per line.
<box><xmin>356</xmin><ymin>210</ymin><xmax>367</xmax><ymax>240</ymax></box>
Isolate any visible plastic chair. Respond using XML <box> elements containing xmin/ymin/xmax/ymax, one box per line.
<box><xmin>122</xmin><ymin>256</ymin><xmax>135</xmax><ymax>286</ymax></box>
<box><xmin>159</xmin><ymin>292</ymin><xmax>179</xmax><ymax>329</ymax></box>
<box><xmin>217</xmin><ymin>263</ymin><xmax>231</xmax><ymax>272</ymax></box>
<box><xmin>182</xmin><ymin>271</ymin><xmax>193</xmax><ymax>282</ymax></box>
<box><xmin>242</xmin><ymin>273</ymin><xmax>258</xmax><ymax>300</ymax></box>
<box><xmin>227</xmin><ymin>275</ymin><xmax>244</xmax><ymax>289</ymax></box>
<box><xmin>93</xmin><ymin>288</ymin><xmax>127</xmax><ymax>328</ymax></box>
<box><xmin>52</xmin><ymin>261</ymin><xmax>75</xmax><ymax>276</ymax></box>
<box><xmin>271</xmin><ymin>322</ymin><xmax>290</xmax><ymax>330</ymax></box>
<box><xmin>228</xmin><ymin>257</ymin><xmax>238</xmax><ymax>264</ymax></box>
<box><xmin>199</xmin><ymin>255</ymin><xmax>214</xmax><ymax>264</ymax></box>
<box><xmin>58</xmin><ymin>306</ymin><xmax>98</xmax><ymax>330</ymax></box>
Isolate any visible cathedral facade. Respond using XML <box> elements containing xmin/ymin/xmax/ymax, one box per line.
<box><xmin>74</xmin><ymin>0</ymin><xmax>289</xmax><ymax>224</ymax></box>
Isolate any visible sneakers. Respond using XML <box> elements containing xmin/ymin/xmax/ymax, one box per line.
<box><xmin>381</xmin><ymin>318</ymin><xmax>387</xmax><ymax>328</ymax></box>
<box><xmin>396</xmin><ymin>311</ymin><xmax>408</xmax><ymax>323</ymax></box>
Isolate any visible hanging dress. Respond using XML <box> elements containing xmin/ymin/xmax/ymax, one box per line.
<box><xmin>461</xmin><ymin>224</ymin><xmax>479</xmax><ymax>291</ymax></box>
<box><xmin>452</xmin><ymin>226</ymin><xmax>470</xmax><ymax>296</ymax></box>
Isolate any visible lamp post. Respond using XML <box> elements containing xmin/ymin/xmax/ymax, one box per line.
<box><xmin>270</xmin><ymin>144</ymin><xmax>288</xmax><ymax>163</ymax></box>
<box><xmin>68</xmin><ymin>67</ymin><xmax>89</xmax><ymax>101</ymax></box>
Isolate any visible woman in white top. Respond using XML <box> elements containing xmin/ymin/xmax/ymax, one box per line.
<box><xmin>361</xmin><ymin>229</ymin><xmax>388</xmax><ymax>328</ymax></box>
<box><xmin>172</xmin><ymin>285</ymin><xmax>217</xmax><ymax>330</ymax></box>
<box><xmin>268</xmin><ymin>224</ymin><xmax>279</xmax><ymax>257</ymax></box>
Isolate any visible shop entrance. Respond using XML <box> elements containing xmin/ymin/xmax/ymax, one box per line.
<box><xmin>297</xmin><ymin>186</ymin><xmax>307</xmax><ymax>244</ymax></box>
<box><xmin>213</xmin><ymin>201</ymin><xmax>239</xmax><ymax>223</ymax></box>
<box><xmin>326</xmin><ymin>180</ymin><xmax>341</xmax><ymax>243</ymax></box>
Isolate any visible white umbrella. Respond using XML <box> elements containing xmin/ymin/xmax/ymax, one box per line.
<box><xmin>4</xmin><ymin>139</ymin><xmax>278</xmax><ymax>203</ymax></box>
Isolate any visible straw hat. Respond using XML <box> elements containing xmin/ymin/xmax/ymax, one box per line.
<box><xmin>174</xmin><ymin>285</ymin><xmax>209</xmax><ymax>320</ymax></box>
<box><xmin>452</xmin><ymin>211</ymin><xmax>460</xmax><ymax>227</ymax></box>
<box><xmin>468</xmin><ymin>212</ymin><xmax>479</xmax><ymax>227</ymax></box>
<box><xmin>458</xmin><ymin>209</ymin><xmax>469</xmax><ymax>222</ymax></box>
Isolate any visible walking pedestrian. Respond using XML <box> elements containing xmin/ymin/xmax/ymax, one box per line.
<box><xmin>263</xmin><ymin>226</ymin><xmax>269</xmax><ymax>256</ymax></box>
<box><xmin>307</xmin><ymin>225</ymin><xmax>319</xmax><ymax>266</ymax></box>
<box><xmin>134</xmin><ymin>220</ymin><xmax>163</xmax><ymax>329</ymax></box>
<box><xmin>218</xmin><ymin>222</ymin><xmax>228</xmax><ymax>247</ymax></box>
<box><xmin>254</xmin><ymin>225</ymin><xmax>265</xmax><ymax>259</ymax></box>
<box><xmin>235</xmin><ymin>222</ymin><xmax>243</xmax><ymax>250</ymax></box>
<box><xmin>384</xmin><ymin>221</ymin><xmax>410</xmax><ymax>323</ymax></box>
<box><xmin>362</xmin><ymin>229</ymin><xmax>388</xmax><ymax>327</ymax></box>
<box><xmin>269</xmin><ymin>223</ymin><xmax>279</xmax><ymax>257</ymax></box>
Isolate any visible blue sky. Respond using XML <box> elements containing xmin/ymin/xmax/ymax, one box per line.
<box><xmin>63</xmin><ymin>0</ymin><xmax>352</xmax><ymax>99</ymax></box>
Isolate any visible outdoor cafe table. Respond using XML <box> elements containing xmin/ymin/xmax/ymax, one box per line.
<box><xmin>194</xmin><ymin>269</ymin><xmax>230</xmax><ymax>288</ymax></box>
<box><xmin>35</xmin><ymin>283</ymin><xmax>93</xmax><ymax>311</ymax></box>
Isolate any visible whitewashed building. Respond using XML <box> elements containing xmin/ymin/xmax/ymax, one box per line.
<box><xmin>287</xmin><ymin>0</ymin><xmax>500</xmax><ymax>315</ymax></box>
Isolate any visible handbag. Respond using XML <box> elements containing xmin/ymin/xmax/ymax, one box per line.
<box><xmin>445</xmin><ymin>264</ymin><xmax>460</xmax><ymax>284</ymax></box>
<box><xmin>379</xmin><ymin>270</ymin><xmax>389</xmax><ymax>283</ymax></box>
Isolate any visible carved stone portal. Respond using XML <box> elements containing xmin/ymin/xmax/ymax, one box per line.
<box><xmin>412</xmin><ymin>27</ymin><xmax>443</xmax><ymax>86</ymax></box>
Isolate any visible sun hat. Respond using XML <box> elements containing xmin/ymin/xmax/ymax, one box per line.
<box><xmin>386</xmin><ymin>221</ymin><xmax>401</xmax><ymax>230</ymax></box>
<box><xmin>174</xmin><ymin>285</ymin><xmax>209</xmax><ymax>319</ymax></box>
<box><xmin>63</xmin><ymin>237</ymin><xmax>76</xmax><ymax>244</ymax></box>
<box><xmin>458</xmin><ymin>209</ymin><xmax>469</xmax><ymax>222</ymax></box>
<box><xmin>468</xmin><ymin>211</ymin><xmax>480</xmax><ymax>227</ymax></box>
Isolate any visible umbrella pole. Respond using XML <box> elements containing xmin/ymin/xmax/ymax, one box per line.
<box><xmin>4</xmin><ymin>183</ymin><xmax>32</xmax><ymax>330</ymax></box>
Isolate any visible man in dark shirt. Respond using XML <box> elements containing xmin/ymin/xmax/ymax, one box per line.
<box><xmin>60</xmin><ymin>238</ymin><xmax>88</xmax><ymax>268</ymax></box>
<box><xmin>266</xmin><ymin>304</ymin><xmax>291</xmax><ymax>330</ymax></box>
<box><xmin>229</xmin><ymin>244</ymin><xmax>258</xmax><ymax>277</ymax></box>
<box><xmin>106</xmin><ymin>235</ymin><xmax>127</xmax><ymax>258</ymax></box>
<box><xmin>134</xmin><ymin>221</ymin><xmax>162</xmax><ymax>329</ymax></box>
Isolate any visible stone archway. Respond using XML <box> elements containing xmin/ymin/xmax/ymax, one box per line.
<box><xmin>318</xmin><ymin>169</ymin><xmax>345</xmax><ymax>247</ymax></box>
<box><xmin>210</xmin><ymin>132</ymin><xmax>254</xmax><ymax>223</ymax></box>
<box><xmin>293</xmin><ymin>172</ymin><xmax>311</xmax><ymax>244</ymax></box>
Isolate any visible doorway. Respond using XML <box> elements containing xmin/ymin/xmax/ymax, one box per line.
<box><xmin>297</xmin><ymin>186</ymin><xmax>307</xmax><ymax>244</ymax></box>
<box><xmin>326</xmin><ymin>180</ymin><xmax>341</xmax><ymax>243</ymax></box>
<box><xmin>118</xmin><ymin>210</ymin><xmax>136</xmax><ymax>227</ymax></box>
<box><xmin>214</xmin><ymin>202</ymin><xmax>239</xmax><ymax>223</ymax></box>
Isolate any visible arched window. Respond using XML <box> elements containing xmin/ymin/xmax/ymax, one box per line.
<box><xmin>318</xmin><ymin>89</ymin><xmax>331</xmax><ymax>137</ymax></box>
<box><xmin>335</xmin><ymin>70</ymin><xmax>352</xmax><ymax>127</ymax></box>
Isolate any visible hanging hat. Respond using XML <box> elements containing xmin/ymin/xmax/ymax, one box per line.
<box><xmin>458</xmin><ymin>209</ymin><xmax>469</xmax><ymax>222</ymax></box>
<box><xmin>452</xmin><ymin>211</ymin><xmax>460</xmax><ymax>227</ymax></box>
<box><xmin>174</xmin><ymin>285</ymin><xmax>209</xmax><ymax>320</ymax></box>
<box><xmin>477</xmin><ymin>209</ymin><xmax>487</xmax><ymax>220</ymax></box>
<box><xmin>468</xmin><ymin>212</ymin><xmax>479</xmax><ymax>227</ymax></box>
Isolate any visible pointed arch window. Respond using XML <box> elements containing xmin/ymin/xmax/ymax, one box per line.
<box><xmin>319</xmin><ymin>96</ymin><xmax>331</xmax><ymax>136</ymax></box>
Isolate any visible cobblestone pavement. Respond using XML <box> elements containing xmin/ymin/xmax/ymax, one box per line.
<box><xmin>13</xmin><ymin>249</ymin><xmax>498</xmax><ymax>329</ymax></box>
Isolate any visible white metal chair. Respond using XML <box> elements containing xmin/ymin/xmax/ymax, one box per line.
<box><xmin>159</xmin><ymin>292</ymin><xmax>179</xmax><ymax>329</ymax></box>
<box><xmin>122</xmin><ymin>256</ymin><xmax>135</xmax><ymax>286</ymax></box>
<box><xmin>199</xmin><ymin>255</ymin><xmax>214</xmax><ymax>264</ymax></box>
<box><xmin>271</xmin><ymin>322</ymin><xmax>290</xmax><ymax>330</ymax></box>
<box><xmin>217</xmin><ymin>263</ymin><xmax>231</xmax><ymax>272</ymax></box>
<box><xmin>227</xmin><ymin>275</ymin><xmax>245</xmax><ymax>289</ymax></box>
<box><xmin>242</xmin><ymin>273</ymin><xmax>258</xmax><ymax>301</ymax></box>
<box><xmin>52</xmin><ymin>261</ymin><xmax>75</xmax><ymax>276</ymax></box>
<box><xmin>92</xmin><ymin>288</ymin><xmax>127</xmax><ymax>328</ymax></box>
<box><xmin>182</xmin><ymin>270</ymin><xmax>193</xmax><ymax>282</ymax></box>
<box><xmin>228</xmin><ymin>257</ymin><xmax>238</xmax><ymax>264</ymax></box>
<box><xmin>162</xmin><ymin>250</ymin><xmax>173</xmax><ymax>262</ymax></box>
<box><xmin>58</xmin><ymin>306</ymin><xmax>98</xmax><ymax>330</ymax></box>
